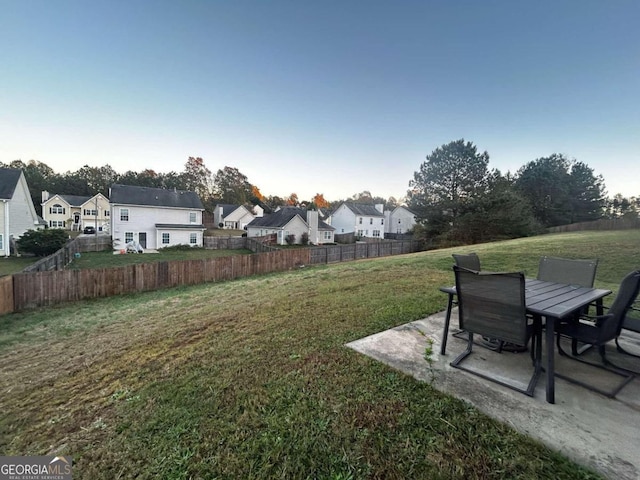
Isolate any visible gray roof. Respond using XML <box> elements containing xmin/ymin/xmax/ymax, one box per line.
<box><xmin>58</xmin><ymin>194</ymin><xmax>92</xmax><ymax>207</ymax></box>
<box><xmin>216</xmin><ymin>204</ymin><xmax>242</xmax><ymax>216</ymax></box>
<box><xmin>110</xmin><ymin>184</ymin><xmax>204</xmax><ymax>209</ymax></box>
<box><xmin>0</xmin><ymin>168</ymin><xmax>22</xmax><ymax>200</ymax></box>
<box><xmin>248</xmin><ymin>207</ymin><xmax>334</xmax><ymax>230</ymax></box>
<box><xmin>342</xmin><ymin>202</ymin><xmax>384</xmax><ymax>217</ymax></box>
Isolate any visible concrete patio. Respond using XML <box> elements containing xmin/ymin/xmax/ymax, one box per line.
<box><xmin>346</xmin><ymin>308</ymin><xmax>640</xmax><ymax>480</ymax></box>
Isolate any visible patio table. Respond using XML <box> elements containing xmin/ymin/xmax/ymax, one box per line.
<box><xmin>439</xmin><ymin>279</ymin><xmax>612</xmax><ymax>404</ymax></box>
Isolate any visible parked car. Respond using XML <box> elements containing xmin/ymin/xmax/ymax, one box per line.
<box><xmin>83</xmin><ymin>226</ymin><xmax>96</xmax><ymax>234</ymax></box>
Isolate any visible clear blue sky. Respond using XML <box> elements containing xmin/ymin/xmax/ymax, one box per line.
<box><xmin>2</xmin><ymin>0</ymin><xmax>638</xmax><ymax>201</ymax></box>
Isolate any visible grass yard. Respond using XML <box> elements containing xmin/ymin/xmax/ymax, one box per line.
<box><xmin>0</xmin><ymin>256</ymin><xmax>38</xmax><ymax>276</ymax></box>
<box><xmin>2</xmin><ymin>230</ymin><xmax>638</xmax><ymax>479</ymax></box>
<box><xmin>66</xmin><ymin>247</ymin><xmax>253</xmax><ymax>269</ymax></box>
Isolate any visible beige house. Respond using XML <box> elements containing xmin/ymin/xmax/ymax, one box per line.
<box><xmin>41</xmin><ymin>191</ymin><xmax>111</xmax><ymax>232</ymax></box>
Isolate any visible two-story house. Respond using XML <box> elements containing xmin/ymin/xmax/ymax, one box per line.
<box><xmin>0</xmin><ymin>168</ymin><xmax>43</xmax><ymax>256</ymax></box>
<box><xmin>41</xmin><ymin>191</ymin><xmax>110</xmax><ymax>232</ymax></box>
<box><xmin>109</xmin><ymin>184</ymin><xmax>206</xmax><ymax>251</ymax></box>
<box><xmin>384</xmin><ymin>206</ymin><xmax>417</xmax><ymax>235</ymax></box>
<box><xmin>328</xmin><ymin>203</ymin><xmax>386</xmax><ymax>238</ymax></box>
<box><xmin>213</xmin><ymin>203</ymin><xmax>263</xmax><ymax>230</ymax></box>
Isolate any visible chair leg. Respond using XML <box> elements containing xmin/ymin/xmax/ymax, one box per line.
<box><xmin>440</xmin><ymin>293</ymin><xmax>455</xmax><ymax>355</ymax></box>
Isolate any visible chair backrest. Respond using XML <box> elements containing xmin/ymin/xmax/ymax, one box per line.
<box><xmin>604</xmin><ymin>270</ymin><xmax>640</xmax><ymax>340</ymax></box>
<box><xmin>536</xmin><ymin>256</ymin><xmax>598</xmax><ymax>287</ymax></box>
<box><xmin>454</xmin><ymin>266</ymin><xmax>528</xmax><ymax>345</ymax></box>
<box><xmin>452</xmin><ymin>252</ymin><xmax>481</xmax><ymax>271</ymax></box>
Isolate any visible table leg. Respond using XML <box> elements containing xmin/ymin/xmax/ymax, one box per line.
<box><xmin>440</xmin><ymin>293</ymin><xmax>454</xmax><ymax>355</ymax></box>
<box><xmin>546</xmin><ymin>316</ymin><xmax>556</xmax><ymax>404</ymax></box>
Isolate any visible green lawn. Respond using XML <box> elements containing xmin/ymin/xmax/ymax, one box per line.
<box><xmin>66</xmin><ymin>247</ymin><xmax>253</xmax><ymax>269</ymax></box>
<box><xmin>0</xmin><ymin>256</ymin><xmax>38</xmax><ymax>276</ymax></box>
<box><xmin>2</xmin><ymin>230</ymin><xmax>638</xmax><ymax>479</ymax></box>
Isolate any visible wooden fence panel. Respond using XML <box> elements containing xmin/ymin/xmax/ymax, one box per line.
<box><xmin>0</xmin><ymin>276</ymin><xmax>14</xmax><ymax>315</ymax></box>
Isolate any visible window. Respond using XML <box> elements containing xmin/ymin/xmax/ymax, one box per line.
<box><xmin>0</xmin><ymin>234</ymin><xmax>3</xmax><ymax>251</ymax></box>
<box><xmin>190</xmin><ymin>233</ymin><xmax>197</xmax><ymax>244</ymax></box>
<box><xmin>105</xmin><ymin>210</ymin><xmax>110</xmax><ymax>217</ymax></box>
<box><xmin>120</xmin><ymin>208</ymin><xmax>129</xmax><ymax>221</ymax></box>
<box><xmin>50</xmin><ymin>204</ymin><xmax>65</xmax><ymax>215</ymax></box>
<box><xmin>369</xmin><ymin>218</ymin><xmax>373</xmax><ymax>224</ymax></box>
<box><xmin>373</xmin><ymin>230</ymin><xmax>381</xmax><ymax>237</ymax></box>
<box><xmin>323</xmin><ymin>231</ymin><xmax>331</xmax><ymax>239</ymax></box>
<box><xmin>381</xmin><ymin>218</ymin><xmax>384</xmax><ymax>225</ymax></box>
<box><xmin>125</xmin><ymin>232</ymin><xmax>134</xmax><ymax>243</ymax></box>
<box><xmin>49</xmin><ymin>221</ymin><xmax>65</xmax><ymax>228</ymax></box>
<box><xmin>397</xmin><ymin>227</ymin><xmax>402</xmax><ymax>234</ymax></box>
<box><xmin>189</xmin><ymin>212</ymin><xmax>197</xmax><ymax>223</ymax></box>
<box><xmin>358</xmin><ymin>217</ymin><xmax>362</xmax><ymax>224</ymax></box>
<box><xmin>357</xmin><ymin>230</ymin><xmax>363</xmax><ymax>236</ymax></box>
<box><xmin>84</xmin><ymin>209</ymin><xmax>97</xmax><ymax>216</ymax></box>
<box><xmin>162</xmin><ymin>233</ymin><xmax>170</xmax><ymax>244</ymax></box>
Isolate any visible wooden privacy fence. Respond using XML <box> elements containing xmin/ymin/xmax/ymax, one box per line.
<box><xmin>309</xmin><ymin>240</ymin><xmax>419</xmax><ymax>264</ymax></box>
<box><xmin>22</xmin><ymin>235</ymin><xmax>112</xmax><ymax>273</ymax></box>
<box><xmin>12</xmin><ymin>249</ymin><xmax>311</xmax><ymax>312</ymax></box>
<box><xmin>547</xmin><ymin>217</ymin><xmax>640</xmax><ymax>233</ymax></box>
<box><xmin>0</xmin><ymin>276</ymin><xmax>13</xmax><ymax>315</ymax></box>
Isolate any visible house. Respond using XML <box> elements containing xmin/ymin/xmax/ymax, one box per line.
<box><xmin>0</xmin><ymin>167</ymin><xmax>43</xmax><ymax>256</ymax></box>
<box><xmin>41</xmin><ymin>191</ymin><xmax>111</xmax><ymax>232</ymax></box>
<box><xmin>246</xmin><ymin>207</ymin><xmax>335</xmax><ymax>245</ymax></box>
<box><xmin>109</xmin><ymin>184</ymin><xmax>206</xmax><ymax>251</ymax></box>
<box><xmin>384</xmin><ymin>206</ymin><xmax>417</xmax><ymax>235</ymax></box>
<box><xmin>213</xmin><ymin>203</ymin><xmax>263</xmax><ymax>230</ymax></box>
<box><xmin>328</xmin><ymin>203</ymin><xmax>385</xmax><ymax>238</ymax></box>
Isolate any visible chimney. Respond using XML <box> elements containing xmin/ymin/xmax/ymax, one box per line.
<box><xmin>42</xmin><ymin>190</ymin><xmax>50</xmax><ymax>203</ymax></box>
<box><xmin>307</xmin><ymin>210</ymin><xmax>319</xmax><ymax>244</ymax></box>
<box><xmin>375</xmin><ymin>203</ymin><xmax>384</xmax><ymax>214</ymax></box>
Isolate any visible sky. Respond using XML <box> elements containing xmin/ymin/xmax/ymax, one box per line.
<box><xmin>1</xmin><ymin>0</ymin><xmax>638</xmax><ymax>202</ymax></box>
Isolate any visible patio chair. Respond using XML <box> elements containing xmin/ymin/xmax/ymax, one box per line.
<box><xmin>537</xmin><ymin>256</ymin><xmax>598</xmax><ymax>287</ymax></box>
<box><xmin>452</xmin><ymin>252</ymin><xmax>481</xmax><ymax>271</ymax></box>
<box><xmin>450</xmin><ymin>266</ymin><xmax>542</xmax><ymax>397</ymax></box>
<box><xmin>555</xmin><ymin>269</ymin><xmax>640</xmax><ymax>398</ymax></box>
<box><xmin>615</xmin><ymin>298</ymin><xmax>640</xmax><ymax>358</ymax></box>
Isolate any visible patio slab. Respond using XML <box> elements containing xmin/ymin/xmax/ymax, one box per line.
<box><xmin>346</xmin><ymin>309</ymin><xmax>640</xmax><ymax>480</ymax></box>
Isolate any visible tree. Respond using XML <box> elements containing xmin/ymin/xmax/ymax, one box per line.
<box><xmin>286</xmin><ymin>193</ymin><xmax>299</xmax><ymax>206</ymax></box>
<box><xmin>16</xmin><ymin>229</ymin><xmax>68</xmax><ymax>257</ymax></box>
<box><xmin>182</xmin><ymin>157</ymin><xmax>213</xmax><ymax>200</ymax></box>
<box><xmin>74</xmin><ymin>164</ymin><xmax>119</xmax><ymax>196</ymax></box>
<box><xmin>515</xmin><ymin>154</ymin><xmax>605</xmax><ymax>227</ymax></box>
<box><xmin>311</xmin><ymin>193</ymin><xmax>329</xmax><ymax>209</ymax></box>
<box><xmin>251</xmin><ymin>185</ymin><xmax>265</xmax><ymax>203</ymax></box>
<box><xmin>408</xmin><ymin>139</ymin><xmax>490</xmax><ymax>232</ymax></box>
<box><xmin>212</xmin><ymin>166</ymin><xmax>254</xmax><ymax>204</ymax></box>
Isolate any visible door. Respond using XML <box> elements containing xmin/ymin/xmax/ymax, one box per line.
<box><xmin>139</xmin><ymin>232</ymin><xmax>147</xmax><ymax>248</ymax></box>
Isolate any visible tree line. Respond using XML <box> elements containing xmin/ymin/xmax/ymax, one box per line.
<box><xmin>407</xmin><ymin>139</ymin><xmax>639</xmax><ymax>245</ymax></box>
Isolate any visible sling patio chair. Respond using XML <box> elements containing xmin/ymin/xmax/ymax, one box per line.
<box><xmin>615</xmin><ymin>296</ymin><xmax>640</xmax><ymax>359</ymax></box>
<box><xmin>450</xmin><ymin>266</ymin><xmax>542</xmax><ymax>397</ymax></box>
<box><xmin>555</xmin><ymin>269</ymin><xmax>640</xmax><ymax>398</ymax></box>
<box><xmin>537</xmin><ymin>256</ymin><xmax>599</xmax><ymax>287</ymax></box>
<box><xmin>452</xmin><ymin>252</ymin><xmax>481</xmax><ymax>271</ymax></box>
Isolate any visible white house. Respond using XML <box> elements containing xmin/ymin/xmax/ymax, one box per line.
<box><xmin>109</xmin><ymin>184</ymin><xmax>206</xmax><ymax>251</ymax></box>
<box><xmin>328</xmin><ymin>203</ymin><xmax>385</xmax><ymax>238</ymax></box>
<box><xmin>246</xmin><ymin>207</ymin><xmax>334</xmax><ymax>245</ymax></box>
<box><xmin>384</xmin><ymin>206</ymin><xmax>417</xmax><ymax>235</ymax></box>
<box><xmin>41</xmin><ymin>191</ymin><xmax>110</xmax><ymax>232</ymax></box>
<box><xmin>0</xmin><ymin>167</ymin><xmax>43</xmax><ymax>256</ymax></box>
<box><xmin>213</xmin><ymin>203</ymin><xmax>263</xmax><ymax>230</ymax></box>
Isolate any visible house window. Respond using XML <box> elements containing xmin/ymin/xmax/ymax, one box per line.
<box><xmin>49</xmin><ymin>221</ymin><xmax>65</xmax><ymax>228</ymax></box>
<box><xmin>369</xmin><ymin>218</ymin><xmax>373</xmax><ymax>224</ymax></box>
<box><xmin>190</xmin><ymin>233</ymin><xmax>197</xmax><ymax>244</ymax></box>
<box><xmin>358</xmin><ymin>217</ymin><xmax>362</xmax><ymax>224</ymax></box>
<box><xmin>162</xmin><ymin>233</ymin><xmax>170</xmax><ymax>244</ymax></box>
<box><xmin>323</xmin><ymin>231</ymin><xmax>331</xmax><ymax>240</ymax></box>
<box><xmin>120</xmin><ymin>208</ymin><xmax>129</xmax><ymax>221</ymax></box>
<box><xmin>373</xmin><ymin>230</ymin><xmax>381</xmax><ymax>237</ymax></box>
<box><xmin>50</xmin><ymin>204</ymin><xmax>65</xmax><ymax>215</ymax></box>
<box><xmin>381</xmin><ymin>218</ymin><xmax>384</xmax><ymax>225</ymax></box>
<box><xmin>0</xmin><ymin>234</ymin><xmax>3</xmax><ymax>251</ymax></box>
<box><xmin>189</xmin><ymin>212</ymin><xmax>197</xmax><ymax>223</ymax></box>
<box><xmin>357</xmin><ymin>230</ymin><xmax>363</xmax><ymax>236</ymax></box>
<box><xmin>125</xmin><ymin>232</ymin><xmax>134</xmax><ymax>243</ymax></box>
<box><xmin>105</xmin><ymin>210</ymin><xmax>110</xmax><ymax>217</ymax></box>
<box><xmin>84</xmin><ymin>209</ymin><xmax>98</xmax><ymax>216</ymax></box>
<box><xmin>397</xmin><ymin>227</ymin><xmax>402</xmax><ymax>234</ymax></box>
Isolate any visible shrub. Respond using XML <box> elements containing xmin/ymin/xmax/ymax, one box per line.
<box><xmin>16</xmin><ymin>229</ymin><xmax>68</xmax><ymax>257</ymax></box>
<box><xmin>301</xmin><ymin>232</ymin><xmax>309</xmax><ymax>245</ymax></box>
<box><xmin>285</xmin><ymin>234</ymin><xmax>296</xmax><ymax>245</ymax></box>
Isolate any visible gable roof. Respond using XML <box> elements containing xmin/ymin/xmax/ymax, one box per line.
<box><xmin>341</xmin><ymin>202</ymin><xmax>384</xmax><ymax>217</ymax></box>
<box><xmin>110</xmin><ymin>184</ymin><xmax>204</xmax><ymax>209</ymax></box>
<box><xmin>216</xmin><ymin>204</ymin><xmax>242</xmax><ymax>216</ymax></box>
<box><xmin>248</xmin><ymin>207</ymin><xmax>334</xmax><ymax>230</ymax></box>
<box><xmin>58</xmin><ymin>194</ymin><xmax>92</xmax><ymax>207</ymax></box>
<box><xmin>0</xmin><ymin>168</ymin><xmax>22</xmax><ymax>200</ymax></box>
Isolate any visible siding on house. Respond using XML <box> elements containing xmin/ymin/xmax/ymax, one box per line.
<box><xmin>328</xmin><ymin>203</ymin><xmax>385</xmax><ymax>238</ymax></box>
<box><xmin>0</xmin><ymin>168</ymin><xmax>41</xmax><ymax>256</ymax></box>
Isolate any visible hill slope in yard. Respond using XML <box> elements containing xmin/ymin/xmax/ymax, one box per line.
<box><xmin>3</xmin><ymin>230</ymin><xmax>638</xmax><ymax>479</ymax></box>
